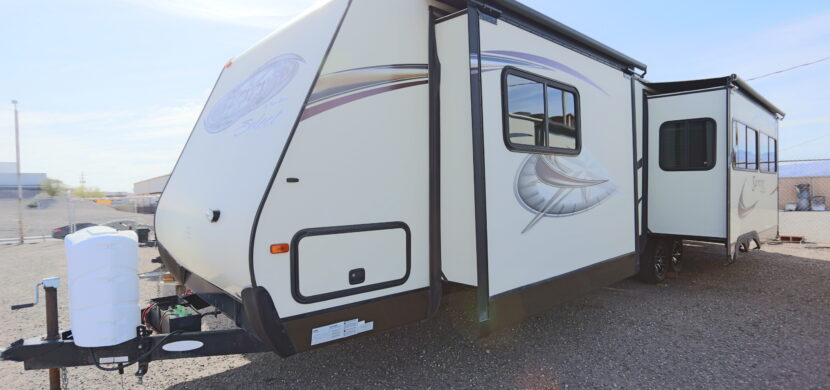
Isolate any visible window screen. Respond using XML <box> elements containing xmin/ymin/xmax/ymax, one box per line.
<box><xmin>659</xmin><ymin>118</ymin><xmax>716</xmax><ymax>171</ymax></box>
<box><xmin>503</xmin><ymin>68</ymin><xmax>580</xmax><ymax>154</ymax></box>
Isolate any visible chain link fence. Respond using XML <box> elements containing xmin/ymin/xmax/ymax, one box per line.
<box><xmin>778</xmin><ymin>158</ymin><xmax>830</xmax><ymax>243</ymax></box>
<box><xmin>0</xmin><ymin>192</ymin><xmax>156</xmax><ymax>243</ymax></box>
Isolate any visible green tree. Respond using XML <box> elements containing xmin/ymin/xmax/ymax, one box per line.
<box><xmin>41</xmin><ymin>177</ymin><xmax>66</xmax><ymax>197</ymax></box>
<box><xmin>72</xmin><ymin>186</ymin><xmax>104</xmax><ymax>198</ymax></box>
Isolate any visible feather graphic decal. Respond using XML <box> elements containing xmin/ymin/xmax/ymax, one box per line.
<box><xmin>516</xmin><ymin>152</ymin><xmax>618</xmax><ymax>233</ymax></box>
<box><xmin>205</xmin><ymin>54</ymin><xmax>304</xmax><ymax>134</ymax></box>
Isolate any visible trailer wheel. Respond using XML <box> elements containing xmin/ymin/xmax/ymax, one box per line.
<box><xmin>669</xmin><ymin>239</ymin><xmax>683</xmax><ymax>273</ymax></box>
<box><xmin>639</xmin><ymin>239</ymin><xmax>667</xmax><ymax>283</ymax></box>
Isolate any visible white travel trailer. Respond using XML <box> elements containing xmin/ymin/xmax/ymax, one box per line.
<box><xmin>148</xmin><ymin>0</ymin><xmax>781</xmax><ymax>356</ymax></box>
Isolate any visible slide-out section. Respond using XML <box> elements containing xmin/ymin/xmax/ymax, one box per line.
<box><xmin>728</xmin><ymin>89</ymin><xmax>779</xmax><ymax>253</ymax></box>
<box><xmin>476</xmin><ymin>14</ymin><xmax>637</xmax><ymax>329</ymax></box>
<box><xmin>647</xmin><ymin>89</ymin><xmax>727</xmax><ymax>240</ymax></box>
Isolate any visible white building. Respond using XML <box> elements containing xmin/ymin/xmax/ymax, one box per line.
<box><xmin>133</xmin><ymin>174</ymin><xmax>170</xmax><ymax>195</ymax></box>
<box><xmin>0</xmin><ymin>162</ymin><xmax>46</xmax><ymax>198</ymax></box>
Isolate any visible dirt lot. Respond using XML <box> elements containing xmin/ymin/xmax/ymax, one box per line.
<box><xmin>0</xmin><ymin>239</ymin><xmax>828</xmax><ymax>389</ymax></box>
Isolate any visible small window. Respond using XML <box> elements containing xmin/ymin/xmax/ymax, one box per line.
<box><xmin>659</xmin><ymin>118</ymin><xmax>716</xmax><ymax>171</ymax></box>
<box><xmin>732</xmin><ymin>120</ymin><xmax>760</xmax><ymax>171</ymax></box>
<box><xmin>503</xmin><ymin>68</ymin><xmax>580</xmax><ymax>154</ymax></box>
<box><xmin>760</xmin><ymin>134</ymin><xmax>778</xmax><ymax>173</ymax></box>
<box><xmin>746</xmin><ymin>128</ymin><xmax>758</xmax><ymax>170</ymax></box>
<box><xmin>734</xmin><ymin>122</ymin><xmax>747</xmax><ymax>169</ymax></box>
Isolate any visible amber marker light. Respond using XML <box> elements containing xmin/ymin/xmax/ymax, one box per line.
<box><xmin>270</xmin><ymin>243</ymin><xmax>289</xmax><ymax>254</ymax></box>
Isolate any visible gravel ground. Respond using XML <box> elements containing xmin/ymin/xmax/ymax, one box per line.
<box><xmin>0</xmin><ymin>240</ymin><xmax>828</xmax><ymax>389</ymax></box>
<box><xmin>0</xmin><ymin>198</ymin><xmax>154</xmax><ymax>239</ymax></box>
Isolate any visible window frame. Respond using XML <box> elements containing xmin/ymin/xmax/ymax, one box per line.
<box><xmin>732</xmin><ymin>120</ymin><xmax>770</xmax><ymax>172</ymax></box>
<box><xmin>501</xmin><ymin>66</ymin><xmax>581</xmax><ymax>156</ymax></box>
<box><xmin>658</xmin><ymin>117</ymin><xmax>718</xmax><ymax>172</ymax></box>
<box><xmin>758</xmin><ymin>131</ymin><xmax>778</xmax><ymax>174</ymax></box>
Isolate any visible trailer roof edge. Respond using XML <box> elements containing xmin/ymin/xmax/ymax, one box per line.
<box><xmin>645</xmin><ymin>75</ymin><xmax>785</xmax><ymax>118</ymax></box>
<box><xmin>482</xmin><ymin>0</ymin><xmax>648</xmax><ymax>73</ymax></box>
<box><xmin>733</xmin><ymin>76</ymin><xmax>786</xmax><ymax>118</ymax></box>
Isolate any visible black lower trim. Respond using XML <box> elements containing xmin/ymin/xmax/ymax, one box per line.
<box><xmin>649</xmin><ymin>233</ymin><xmax>726</xmax><ymax>244</ymax></box>
<box><xmin>282</xmin><ymin>288</ymin><xmax>429</xmax><ymax>353</ymax></box>
<box><xmin>487</xmin><ymin>252</ymin><xmax>637</xmax><ymax>331</ymax></box>
<box><xmin>290</xmin><ymin>222</ymin><xmax>411</xmax><ymax>304</ymax></box>
<box><xmin>241</xmin><ymin>287</ymin><xmax>296</xmax><ymax>357</ymax></box>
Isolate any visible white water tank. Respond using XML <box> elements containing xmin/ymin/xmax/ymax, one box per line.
<box><xmin>65</xmin><ymin>226</ymin><xmax>140</xmax><ymax>347</ymax></box>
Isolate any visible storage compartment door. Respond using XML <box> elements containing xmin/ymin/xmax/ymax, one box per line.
<box><xmin>291</xmin><ymin>222</ymin><xmax>410</xmax><ymax>304</ymax></box>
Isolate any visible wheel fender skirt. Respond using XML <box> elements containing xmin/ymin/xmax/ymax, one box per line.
<box><xmin>241</xmin><ymin>286</ymin><xmax>296</xmax><ymax>357</ymax></box>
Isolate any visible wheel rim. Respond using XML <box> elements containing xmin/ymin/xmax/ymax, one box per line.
<box><xmin>670</xmin><ymin>241</ymin><xmax>682</xmax><ymax>270</ymax></box>
<box><xmin>654</xmin><ymin>243</ymin><xmax>666</xmax><ymax>277</ymax></box>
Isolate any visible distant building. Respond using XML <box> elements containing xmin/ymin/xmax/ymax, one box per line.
<box><xmin>133</xmin><ymin>174</ymin><xmax>170</xmax><ymax>195</ymax></box>
<box><xmin>130</xmin><ymin>174</ymin><xmax>170</xmax><ymax>214</ymax></box>
<box><xmin>779</xmin><ymin>160</ymin><xmax>830</xmax><ymax>211</ymax></box>
<box><xmin>0</xmin><ymin>162</ymin><xmax>46</xmax><ymax>199</ymax></box>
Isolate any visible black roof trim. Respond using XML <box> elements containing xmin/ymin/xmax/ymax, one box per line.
<box><xmin>435</xmin><ymin>0</ymin><xmax>647</xmax><ymax>73</ymax></box>
<box><xmin>646</xmin><ymin>75</ymin><xmax>785</xmax><ymax>118</ymax></box>
<box><xmin>483</xmin><ymin>0</ymin><xmax>647</xmax><ymax>73</ymax></box>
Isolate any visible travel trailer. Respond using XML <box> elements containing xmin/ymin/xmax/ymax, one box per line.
<box><xmin>3</xmin><ymin>0</ymin><xmax>783</xmax><ymax>373</ymax></box>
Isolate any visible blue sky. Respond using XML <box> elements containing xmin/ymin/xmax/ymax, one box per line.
<box><xmin>1</xmin><ymin>0</ymin><xmax>829</xmax><ymax>191</ymax></box>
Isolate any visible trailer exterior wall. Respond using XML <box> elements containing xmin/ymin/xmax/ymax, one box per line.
<box><xmin>647</xmin><ymin>89</ymin><xmax>728</xmax><ymax>239</ymax></box>
<box><xmin>155</xmin><ymin>0</ymin><xmax>351</xmax><ymax>297</ymax></box>
<box><xmin>477</xmin><ymin>19</ymin><xmax>637</xmax><ymax>298</ymax></box>
<box><xmin>728</xmin><ymin>90</ymin><xmax>779</xmax><ymax>244</ymax></box>
<box><xmin>253</xmin><ymin>0</ymin><xmax>443</xmax><ymax>319</ymax></box>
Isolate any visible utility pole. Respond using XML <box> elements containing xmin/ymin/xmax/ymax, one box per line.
<box><xmin>12</xmin><ymin>100</ymin><xmax>24</xmax><ymax>244</ymax></box>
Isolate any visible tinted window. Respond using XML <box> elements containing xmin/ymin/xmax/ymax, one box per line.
<box><xmin>732</xmin><ymin>120</ymin><xmax>761</xmax><ymax>171</ymax></box>
<box><xmin>759</xmin><ymin>134</ymin><xmax>770</xmax><ymax>172</ymax></box>
<box><xmin>506</xmin><ymin>74</ymin><xmax>545</xmax><ymax>147</ymax></box>
<box><xmin>659</xmin><ymin>118</ymin><xmax>716</xmax><ymax>171</ymax></box>
<box><xmin>746</xmin><ymin>128</ymin><xmax>758</xmax><ymax>170</ymax></box>
<box><xmin>760</xmin><ymin>133</ymin><xmax>778</xmax><ymax>173</ymax></box>
<box><xmin>546</xmin><ymin>86</ymin><xmax>577</xmax><ymax>149</ymax></box>
<box><xmin>734</xmin><ymin>122</ymin><xmax>747</xmax><ymax>169</ymax></box>
<box><xmin>503</xmin><ymin>68</ymin><xmax>580</xmax><ymax>154</ymax></box>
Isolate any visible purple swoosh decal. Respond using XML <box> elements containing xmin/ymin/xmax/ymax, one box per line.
<box><xmin>484</xmin><ymin>50</ymin><xmax>608</xmax><ymax>95</ymax></box>
<box><xmin>301</xmin><ymin>80</ymin><xmax>428</xmax><ymax>121</ymax></box>
<box><xmin>309</xmin><ymin>64</ymin><xmax>428</xmax><ymax>104</ymax></box>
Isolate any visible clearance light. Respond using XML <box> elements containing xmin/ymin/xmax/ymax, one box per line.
<box><xmin>225</xmin><ymin>59</ymin><xmax>233</xmax><ymax>68</ymax></box>
<box><xmin>270</xmin><ymin>244</ymin><xmax>289</xmax><ymax>254</ymax></box>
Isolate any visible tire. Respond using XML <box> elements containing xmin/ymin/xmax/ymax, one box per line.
<box><xmin>669</xmin><ymin>239</ymin><xmax>683</xmax><ymax>273</ymax></box>
<box><xmin>639</xmin><ymin>238</ymin><xmax>667</xmax><ymax>283</ymax></box>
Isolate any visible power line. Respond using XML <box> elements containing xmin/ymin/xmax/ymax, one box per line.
<box><xmin>747</xmin><ymin>56</ymin><xmax>830</xmax><ymax>81</ymax></box>
<box><xmin>782</xmin><ymin>130</ymin><xmax>830</xmax><ymax>151</ymax></box>
<box><xmin>779</xmin><ymin>158</ymin><xmax>830</xmax><ymax>163</ymax></box>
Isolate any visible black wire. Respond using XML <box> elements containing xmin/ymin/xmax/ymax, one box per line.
<box><xmin>90</xmin><ymin>330</ymin><xmax>184</xmax><ymax>372</ymax></box>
